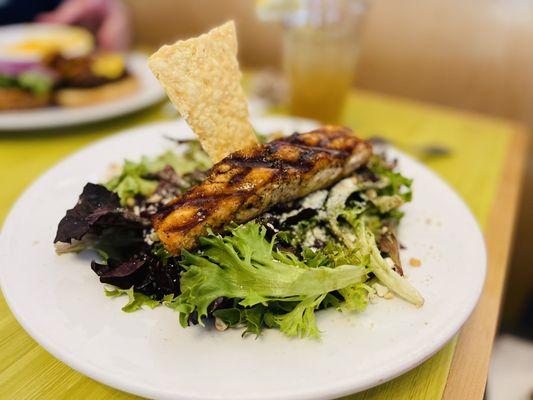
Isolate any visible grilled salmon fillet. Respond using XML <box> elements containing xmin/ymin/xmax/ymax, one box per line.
<box><xmin>153</xmin><ymin>126</ymin><xmax>372</xmax><ymax>255</ymax></box>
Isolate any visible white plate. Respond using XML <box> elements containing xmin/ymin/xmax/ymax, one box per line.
<box><xmin>0</xmin><ymin>52</ymin><xmax>165</xmax><ymax>130</ymax></box>
<box><xmin>0</xmin><ymin>117</ymin><xmax>486</xmax><ymax>400</ymax></box>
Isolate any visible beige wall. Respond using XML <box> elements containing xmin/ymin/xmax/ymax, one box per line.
<box><xmin>127</xmin><ymin>0</ymin><xmax>283</xmax><ymax>68</ymax></box>
<box><xmin>127</xmin><ymin>0</ymin><xmax>533</xmax><ymax>329</ymax></box>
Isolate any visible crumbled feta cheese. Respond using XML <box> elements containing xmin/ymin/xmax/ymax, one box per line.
<box><xmin>368</xmin><ymin>293</ymin><xmax>379</xmax><ymax>304</ymax></box>
<box><xmin>144</xmin><ymin>229</ymin><xmax>159</xmax><ymax>245</ymax></box>
<box><xmin>325</xmin><ymin>177</ymin><xmax>359</xmax><ymax>213</ymax></box>
<box><xmin>146</xmin><ymin>193</ymin><xmax>163</xmax><ymax>204</ymax></box>
<box><xmin>266</xmin><ymin>222</ymin><xmax>278</xmax><ymax>232</ymax></box>
<box><xmin>303</xmin><ymin>230</ymin><xmax>316</xmax><ymax>248</ymax></box>
<box><xmin>278</xmin><ymin>208</ymin><xmax>301</xmax><ymax>223</ymax></box>
<box><xmin>301</xmin><ymin>190</ymin><xmax>328</xmax><ymax>209</ymax></box>
<box><xmin>371</xmin><ymin>282</ymin><xmax>389</xmax><ymax>297</ymax></box>
<box><xmin>317</xmin><ymin>210</ymin><xmax>328</xmax><ymax>220</ymax></box>
<box><xmin>312</xmin><ymin>226</ymin><xmax>328</xmax><ymax>242</ymax></box>
<box><xmin>302</xmin><ymin>226</ymin><xmax>329</xmax><ymax>247</ymax></box>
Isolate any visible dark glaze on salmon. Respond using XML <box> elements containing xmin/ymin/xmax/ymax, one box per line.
<box><xmin>153</xmin><ymin>126</ymin><xmax>372</xmax><ymax>255</ymax></box>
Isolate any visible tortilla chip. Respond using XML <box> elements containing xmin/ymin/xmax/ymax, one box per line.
<box><xmin>148</xmin><ymin>21</ymin><xmax>258</xmax><ymax>162</ymax></box>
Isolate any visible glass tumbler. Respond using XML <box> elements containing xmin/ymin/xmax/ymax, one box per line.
<box><xmin>282</xmin><ymin>0</ymin><xmax>366</xmax><ymax>123</ymax></box>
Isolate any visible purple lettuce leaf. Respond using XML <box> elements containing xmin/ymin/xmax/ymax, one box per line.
<box><xmin>54</xmin><ymin>183</ymin><xmax>147</xmax><ymax>244</ymax></box>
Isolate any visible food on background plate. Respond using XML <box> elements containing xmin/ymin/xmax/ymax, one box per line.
<box><xmin>0</xmin><ymin>60</ymin><xmax>55</xmax><ymax>109</ymax></box>
<box><xmin>0</xmin><ymin>25</ymin><xmax>137</xmax><ymax>110</ymax></box>
<box><xmin>54</xmin><ymin>21</ymin><xmax>423</xmax><ymax>338</ymax></box>
<box><xmin>3</xmin><ymin>24</ymin><xmax>94</xmax><ymax>60</ymax></box>
<box><xmin>49</xmin><ymin>53</ymin><xmax>138</xmax><ymax>107</ymax></box>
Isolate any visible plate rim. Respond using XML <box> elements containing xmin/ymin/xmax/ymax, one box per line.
<box><xmin>0</xmin><ymin>117</ymin><xmax>487</xmax><ymax>400</ymax></box>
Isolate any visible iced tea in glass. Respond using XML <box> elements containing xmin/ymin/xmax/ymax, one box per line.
<box><xmin>282</xmin><ymin>0</ymin><xmax>366</xmax><ymax>123</ymax></box>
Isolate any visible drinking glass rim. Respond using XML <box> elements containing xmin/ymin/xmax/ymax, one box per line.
<box><xmin>281</xmin><ymin>0</ymin><xmax>368</xmax><ymax>28</ymax></box>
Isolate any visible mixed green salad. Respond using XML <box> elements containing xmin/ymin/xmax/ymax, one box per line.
<box><xmin>54</xmin><ymin>138</ymin><xmax>423</xmax><ymax>339</ymax></box>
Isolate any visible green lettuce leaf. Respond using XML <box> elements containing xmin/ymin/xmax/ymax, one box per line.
<box><xmin>369</xmin><ymin>157</ymin><xmax>413</xmax><ymax>202</ymax></box>
<box><xmin>17</xmin><ymin>71</ymin><xmax>54</xmax><ymax>95</ymax></box>
<box><xmin>104</xmin><ymin>286</ymin><xmax>163</xmax><ymax>312</ymax></box>
<box><xmin>105</xmin><ymin>143</ymin><xmax>212</xmax><ymax>206</ymax></box>
<box><xmin>0</xmin><ymin>75</ymin><xmax>17</xmax><ymax>88</ymax></box>
<box><xmin>267</xmin><ymin>294</ymin><xmax>326</xmax><ymax>338</ymax></box>
<box><xmin>171</xmin><ymin>222</ymin><xmax>369</xmax><ymax>337</ymax></box>
<box><xmin>354</xmin><ymin>222</ymin><xmax>424</xmax><ymax>307</ymax></box>
<box><xmin>338</xmin><ymin>283</ymin><xmax>372</xmax><ymax>312</ymax></box>
<box><xmin>105</xmin><ymin>159</ymin><xmax>159</xmax><ymax>206</ymax></box>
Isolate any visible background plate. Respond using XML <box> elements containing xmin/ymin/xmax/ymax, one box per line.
<box><xmin>0</xmin><ymin>117</ymin><xmax>486</xmax><ymax>400</ymax></box>
<box><xmin>0</xmin><ymin>51</ymin><xmax>165</xmax><ymax>131</ymax></box>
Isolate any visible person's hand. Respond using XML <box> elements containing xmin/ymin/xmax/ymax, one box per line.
<box><xmin>36</xmin><ymin>0</ymin><xmax>132</xmax><ymax>51</ymax></box>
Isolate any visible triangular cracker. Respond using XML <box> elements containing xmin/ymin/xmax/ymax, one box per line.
<box><xmin>148</xmin><ymin>21</ymin><xmax>259</xmax><ymax>162</ymax></box>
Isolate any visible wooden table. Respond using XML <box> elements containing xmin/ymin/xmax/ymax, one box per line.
<box><xmin>0</xmin><ymin>90</ymin><xmax>528</xmax><ymax>399</ymax></box>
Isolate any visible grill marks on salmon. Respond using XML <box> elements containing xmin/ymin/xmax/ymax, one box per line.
<box><xmin>153</xmin><ymin>126</ymin><xmax>372</xmax><ymax>255</ymax></box>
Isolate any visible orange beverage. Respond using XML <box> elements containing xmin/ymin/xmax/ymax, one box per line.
<box><xmin>282</xmin><ymin>0</ymin><xmax>366</xmax><ymax>123</ymax></box>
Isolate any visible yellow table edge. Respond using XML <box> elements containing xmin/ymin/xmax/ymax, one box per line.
<box><xmin>443</xmin><ymin>126</ymin><xmax>529</xmax><ymax>399</ymax></box>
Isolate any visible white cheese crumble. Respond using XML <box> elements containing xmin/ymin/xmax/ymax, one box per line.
<box><xmin>144</xmin><ymin>229</ymin><xmax>159</xmax><ymax>245</ymax></box>
<box><xmin>325</xmin><ymin>177</ymin><xmax>359</xmax><ymax>213</ymax></box>
<box><xmin>278</xmin><ymin>208</ymin><xmax>301</xmax><ymax>223</ymax></box>
<box><xmin>303</xmin><ymin>226</ymin><xmax>329</xmax><ymax>247</ymax></box>
<box><xmin>301</xmin><ymin>190</ymin><xmax>328</xmax><ymax>210</ymax></box>
<box><xmin>371</xmin><ymin>282</ymin><xmax>389</xmax><ymax>297</ymax></box>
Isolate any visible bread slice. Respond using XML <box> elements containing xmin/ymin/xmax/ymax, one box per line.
<box><xmin>54</xmin><ymin>75</ymin><xmax>139</xmax><ymax>107</ymax></box>
<box><xmin>0</xmin><ymin>88</ymin><xmax>51</xmax><ymax>110</ymax></box>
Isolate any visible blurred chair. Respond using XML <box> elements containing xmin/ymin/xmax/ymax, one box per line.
<box><xmin>126</xmin><ymin>0</ymin><xmax>533</xmax><ymax>332</ymax></box>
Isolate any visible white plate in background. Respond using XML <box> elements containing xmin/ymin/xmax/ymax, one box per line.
<box><xmin>0</xmin><ymin>51</ymin><xmax>165</xmax><ymax>130</ymax></box>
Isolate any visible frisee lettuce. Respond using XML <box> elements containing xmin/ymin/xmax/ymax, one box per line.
<box><xmin>104</xmin><ymin>286</ymin><xmax>167</xmax><ymax>312</ymax></box>
<box><xmin>368</xmin><ymin>157</ymin><xmax>413</xmax><ymax>202</ymax></box>
<box><xmin>168</xmin><ymin>222</ymin><xmax>369</xmax><ymax>337</ymax></box>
